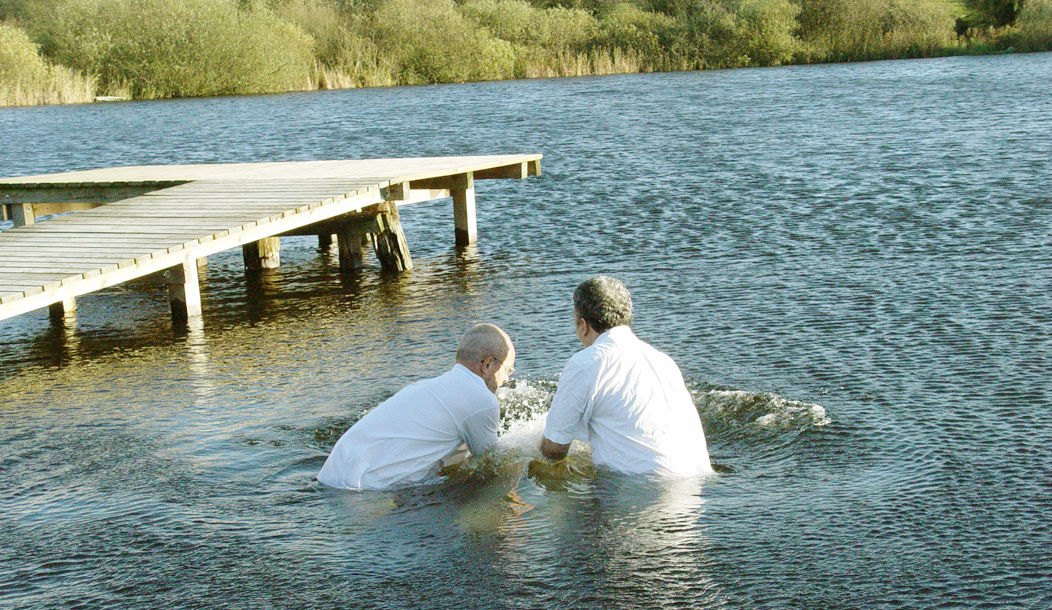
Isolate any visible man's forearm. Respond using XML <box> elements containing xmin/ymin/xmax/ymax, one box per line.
<box><xmin>540</xmin><ymin>437</ymin><xmax>570</xmax><ymax>460</ymax></box>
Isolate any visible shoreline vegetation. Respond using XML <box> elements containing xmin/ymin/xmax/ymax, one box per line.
<box><xmin>2</xmin><ymin>0</ymin><xmax>1050</xmax><ymax>107</ymax></box>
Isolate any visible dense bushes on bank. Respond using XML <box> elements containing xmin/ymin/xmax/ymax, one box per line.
<box><xmin>1006</xmin><ymin>0</ymin><xmax>1052</xmax><ymax>50</ymax></box>
<box><xmin>0</xmin><ymin>0</ymin><xmax>1049</xmax><ymax>105</ymax></box>
<box><xmin>30</xmin><ymin>0</ymin><xmax>315</xmax><ymax>98</ymax></box>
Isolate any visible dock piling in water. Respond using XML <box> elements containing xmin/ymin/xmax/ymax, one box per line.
<box><xmin>242</xmin><ymin>237</ymin><xmax>281</xmax><ymax>270</ymax></box>
<box><xmin>167</xmin><ymin>259</ymin><xmax>203</xmax><ymax>321</ymax></box>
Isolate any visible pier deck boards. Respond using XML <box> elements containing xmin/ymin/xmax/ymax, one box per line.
<box><xmin>0</xmin><ymin>155</ymin><xmax>541</xmax><ymax>322</ymax></box>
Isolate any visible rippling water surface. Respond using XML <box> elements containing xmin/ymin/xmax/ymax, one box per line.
<box><xmin>2</xmin><ymin>53</ymin><xmax>1051</xmax><ymax>609</ymax></box>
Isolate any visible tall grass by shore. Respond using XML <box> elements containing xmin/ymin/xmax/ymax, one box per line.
<box><xmin>1</xmin><ymin>0</ymin><xmax>1049</xmax><ymax>106</ymax></box>
<box><xmin>0</xmin><ymin>22</ymin><xmax>94</xmax><ymax>105</ymax></box>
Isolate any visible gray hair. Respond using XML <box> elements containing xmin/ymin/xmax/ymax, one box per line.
<box><xmin>455</xmin><ymin>323</ymin><xmax>511</xmax><ymax>365</ymax></box>
<box><xmin>573</xmin><ymin>276</ymin><xmax>632</xmax><ymax>333</ymax></box>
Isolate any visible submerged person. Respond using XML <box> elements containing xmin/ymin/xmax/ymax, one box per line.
<box><xmin>540</xmin><ymin>276</ymin><xmax>714</xmax><ymax>477</ymax></box>
<box><xmin>317</xmin><ymin>323</ymin><xmax>515</xmax><ymax>490</ymax></box>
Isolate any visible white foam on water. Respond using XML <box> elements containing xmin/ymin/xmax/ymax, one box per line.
<box><xmin>493</xmin><ymin>379</ymin><xmax>552</xmax><ymax>460</ymax></box>
<box><xmin>497</xmin><ymin>413</ymin><xmax>547</xmax><ymax>459</ymax></box>
<box><xmin>699</xmin><ymin>389</ymin><xmax>832</xmax><ymax>429</ymax></box>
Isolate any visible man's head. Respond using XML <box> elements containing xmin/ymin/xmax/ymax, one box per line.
<box><xmin>456</xmin><ymin>323</ymin><xmax>515</xmax><ymax>393</ymax></box>
<box><xmin>573</xmin><ymin>276</ymin><xmax>633</xmax><ymax>343</ymax></box>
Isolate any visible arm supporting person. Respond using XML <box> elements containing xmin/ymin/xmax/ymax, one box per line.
<box><xmin>541</xmin><ymin>437</ymin><xmax>571</xmax><ymax>460</ymax></box>
<box><xmin>540</xmin><ymin>342</ymin><xmax>597</xmax><ymax>462</ymax></box>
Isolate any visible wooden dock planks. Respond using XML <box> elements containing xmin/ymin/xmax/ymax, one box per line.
<box><xmin>0</xmin><ymin>155</ymin><xmax>541</xmax><ymax>321</ymax></box>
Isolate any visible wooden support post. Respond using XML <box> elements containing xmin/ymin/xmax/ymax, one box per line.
<box><xmin>319</xmin><ymin>233</ymin><xmax>334</xmax><ymax>249</ymax></box>
<box><xmin>48</xmin><ymin>295</ymin><xmax>77</xmax><ymax>321</ymax></box>
<box><xmin>374</xmin><ymin>201</ymin><xmax>413</xmax><ymax>272</ymax></box>
<box><xmin>337</xmin><ymin>227</ymin><xmax>369</xmax><ymax>272</ymax></box>
<box><xmin>451</xmin><ymin>173</ymin><xmax>476</xmax><ymax>246</ymax></box>
<box><xmin>11</xmin><ymin>203</ymin><xmax>35</xmax><ymax>227</ymax></box>
<box><xmin>168</xmin><ymin>259</ymin><xmax>203</xmax><ymax>320</ymax></box>
<box><xmin>242</xmin><ymin>237</ymin><xmax>281</xmax><ymax>270</ymax></box>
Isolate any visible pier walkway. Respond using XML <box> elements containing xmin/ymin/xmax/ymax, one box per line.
<box><xmin>0</xmin><ymin>155</ymin><xmax>541</xmax><ymax>323</ymax></box>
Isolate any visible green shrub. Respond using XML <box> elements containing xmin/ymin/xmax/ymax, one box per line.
<box><xmin>0</xmin><ymin>0</ymin><xmax>65</xmax><ymax>22</ymax></box>
<box><xmin>33</xmin><ymin>0</ymin><xmax>315</xmax><ymax>98</ymax></box>
<box><xmin>458</xmin><ymin>0</ymin><xmax>600</xmax><ymax>76</ymax></box>
<box><xmin>269</xmin><ymin>0</ymin><xmax>397</xmax><ymax>86</ymax></box>
<box><xmin>270</xmin><ymin>0</ymin><xmax>347</xmax><ymax>67</ymax></box>
<box><xmin>460</xmin><ymin>0</ymin><xmax>598</xmax><ymax>53</ymax></box>
<box><xmin>795</xmin><ymin>0</ymin><xmax>955</xmax><ymax>61</ymax></box>
<box><xmin>730</xmin><ymin>0</ymin><xmax>800</xmax><ymax>65</ymax></box>
<box><xmin>371</xmin><ymin>0</ymin><xmax>515</xmax><ymax>83</ymax></box>
<box><xmin>527</xmin><ymin>0</ymin><xmax>622</xmax><ymax>18</ymax></box>
<box><xmin>884</xmin><ymin>0</ymin><xmax>958</xmax><ymax>56</ymax></box>
<box><xmin>590</xmin><ymin>4</ymin><xmax>688</xmax><ymax>68</ymax></box>
<box><xmin>963</xmin><ymin>0</ymin><xmax>1021</xmax><ymax>27</ymax></box>
<box><xmin>1006</xmin><ymin>0</ymin><xmax>1052</xmax><ymax>50</ymax></box>
<box><xmin>662</xmin><ymin>0</ymin><xmax>799</xmax><ymax>68</ymax></box>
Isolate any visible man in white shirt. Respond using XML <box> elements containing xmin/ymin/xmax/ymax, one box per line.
<box><xmin>541</xmin><ymin>276</ymin><xmax>713</xmax><ymax>477</ymax></box>
<box><xmin>318</xmin><ymin>323</ymin><xmax>515</xmax><ymax>490</ymax></box>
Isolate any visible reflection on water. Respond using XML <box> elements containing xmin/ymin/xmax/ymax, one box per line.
<box><xmin>2</xmin><ymin>52</ymin><xmax>1052</xmax><ymax>609</ymax></box>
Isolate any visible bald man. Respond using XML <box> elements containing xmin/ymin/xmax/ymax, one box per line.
<box><xmin>317</xmin><ymin>323</ymin><xmax>516</xmax><ymax>490</ymax></box>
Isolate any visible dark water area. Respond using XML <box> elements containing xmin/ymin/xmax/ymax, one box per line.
<box><xmin>2</xmin><ymin>53</ymin><xmax>1051</xmax><ymax>609</ymax></box>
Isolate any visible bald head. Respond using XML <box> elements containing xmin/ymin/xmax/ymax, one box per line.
<box><xmin>455</xmin><ymin>323</ymin><xmax>512</xmax><ymax>366</ymax></box>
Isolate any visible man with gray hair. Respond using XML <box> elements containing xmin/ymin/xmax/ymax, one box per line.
<box><xmin>541</xmin><ymin>276</ymin><xmax>713</xmax><ymax>476</ymax></box>
<box><xmin>318</xmin><ymin>323</ymin><xmax>515</xmax><ymax>490</ymax></box>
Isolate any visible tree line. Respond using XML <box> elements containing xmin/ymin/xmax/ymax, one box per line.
<box><xmin>1</xmin><ymin>0</ymin><xmax>1050</xmax><ymax>106</ymax></box>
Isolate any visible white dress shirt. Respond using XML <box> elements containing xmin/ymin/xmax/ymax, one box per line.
<box><xmin>544</xmin><ymin>326</ymin><xmax>713</xmax><ymax>476</ymax></box>
<box><xmin>318</xmin><ymin>364</ymin><xmax>499</xmax><ymax>490</ymax></box>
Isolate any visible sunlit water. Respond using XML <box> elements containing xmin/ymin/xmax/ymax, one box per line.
<box><xmin>2</xmin><ymin>53</ymin><xmax>1051</xmax><ymax>609</ymax></box>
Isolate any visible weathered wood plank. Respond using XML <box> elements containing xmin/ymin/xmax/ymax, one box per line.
<box><xmin>0</xmin><ymin>272</ymin><xmax>80</xmax><ymax>282</ymax></box>
<box><xmin>0</xmin><ymin>282</ymin><xmax>45</xmax><ymax>291</ymax></box>
<box><xmin>2</xmin><ymin>261</ymin><xmax>116</xmax><ymax>273</ymax></box>
<box><xmin>0</xmin><ymin>244</ymin><xmax>166</xmax><ymax>255</ymax></box>
<box><xmin>0</xmin><ymin>256</ymin><xmax>128</xmax><ymax>265</ymax></box>
<box><xmin>0</xmin><ymin>236</ymin><xmax>203</xmax><ymax>246</ymax></box>
<box><xmin>12</xmin><ymin>224</ymin><xmax>247</xmax><ymax>234</ymax></box>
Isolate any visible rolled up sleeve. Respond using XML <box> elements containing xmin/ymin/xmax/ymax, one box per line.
<box><xmin>460</xmin><ymin>403</ymin><xmax>499</xmax><ymax>456</ymax></box>
<box><xmin>544</xmin><ymin>353</ymin><xmax>599</xmax><ymax>445</ymax></box>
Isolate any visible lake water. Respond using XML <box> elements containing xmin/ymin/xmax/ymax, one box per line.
<box><xmin>1</xmin><ymin>52</ymin><xmax>1050</xmax><ymax>609</ymax></box>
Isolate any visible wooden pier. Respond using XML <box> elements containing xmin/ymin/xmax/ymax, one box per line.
<box><xmin>0</xmin><ymin>155</ymin><xmax>541</xmax><ymax>323</ymax></box>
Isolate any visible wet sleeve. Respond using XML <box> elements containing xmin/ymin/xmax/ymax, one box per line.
<box><xmin>460</xmin><ymin>399</ymin><xmax>499</xmax><ymax>456</ymax></box>
<box><xmin>543</xmin><ymin>354</ymin><xmax>598</xmax><ymax>445</ymax></box>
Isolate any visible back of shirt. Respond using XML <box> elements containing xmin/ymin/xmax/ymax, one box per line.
<box><xmin>317</xmin><ymin>365</ymin><xmax>499</xmax><ymax>490</ymax></box>
<box><xmin>545</xmin><ymin>326</ymin><xmax>713</xmax><ymax>477</ymax></box>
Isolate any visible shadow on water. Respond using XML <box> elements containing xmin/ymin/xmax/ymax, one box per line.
<box><xmin>0</xmin><ymin>233</ymin><xmax>489</xmax><ymax>380</ymax></box>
